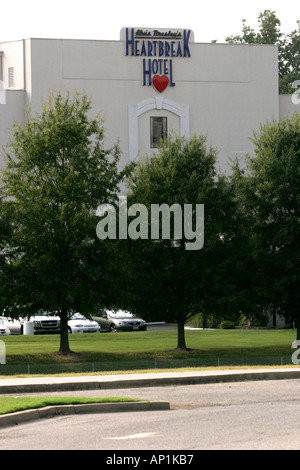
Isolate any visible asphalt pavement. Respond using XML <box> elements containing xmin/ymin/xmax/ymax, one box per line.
<box><xmin>1</xmin><ymin>366</ymin><xmax>300</xmax><ymax>427</ymax></box>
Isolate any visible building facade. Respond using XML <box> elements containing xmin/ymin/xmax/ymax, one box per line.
<box><xmin>0</xmin><ymin>28</ymin><xmax>299</xmax><ymax>171</ymax></box>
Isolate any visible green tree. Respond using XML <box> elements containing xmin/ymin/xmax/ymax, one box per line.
<box><xmin>278</xmin><ymin>21</ymin><xmax>300</xmax><ymax>93</ymax></box>
<box><xmin>232</xmin><ymin>114</ymin><xmax>300</xmax><ymax>339</ymax></box>
<box><xmin>1</xmin><ymin>91</ymin><xmax>131</xmax><ymax>354</ymax></box>
<box><xmin>226</xmin><ymin>10</ymin><xmax>300</xmax><ymax>94</ymax></box>
<box><xmin>226</xmin><ymin>10</ymin><xmax>281</xmax><ymax>45</ymax></box>
<box><xmin>0</xmin><ymin>193</ymin><xmax>12</xmax><ymax>312</ymax></box>
<box><xmin>121</xmin><ymin>135</ymin><xmax>239</xmax><ymax>349</ymax></box>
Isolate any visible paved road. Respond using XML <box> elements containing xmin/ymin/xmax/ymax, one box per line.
<box><xmin>1</xmin><ymin>377</ymin><xmax>300</xmax><ymax>450</ymax></box>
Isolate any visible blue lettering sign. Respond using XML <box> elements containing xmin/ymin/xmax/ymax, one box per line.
<box><xmin>126</xmin><ymin>28</ymin><xmax>135</xmax><ymax>56</ymax></box>
<box><xmin>140</xmin><ymin>41</ymin><xmax>147</xmax><ymax>56</ymax></box>
<box><xmin>143</xmin><ymin>58</ymin><xmax>175</xmax><ymax>87</ymax></box>
<box><xmin>176</xmin><ymin>42</ymin><xmax>182</xmax><ymax>57</ymax></box>
<box><xmin>183</xmin><ymin>29</ymin><xmax>191</xmax><ymax>57</ymax></box>
<box><xmin>143</xmin><ymin>58</ymin><xmax>152</xmax><ymax>86</ymax></box>
<box><xmin>126</xmin><ymin>28</ymin><xmax>191</xmax><ymax>89</ymax></box>
<box><xmin>125</xmin><ymin>28</ymin><xmax>191</xmax><ymax>58</ymax></box>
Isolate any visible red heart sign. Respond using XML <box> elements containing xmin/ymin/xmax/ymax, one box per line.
<box><xmin>152</xmin><ymin>75</ymin><xmax>169</xmax><ymax>93</ymax></box>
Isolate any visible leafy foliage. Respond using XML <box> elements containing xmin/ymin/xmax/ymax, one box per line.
<box><xmin>232</xmin><ymin>114</ymin><xmax>300</xmax><ymax>337</ymax></box>
<box><xmin>226</xmin><ymin>10</ymin><xmax>300</xmax><ymax>94</ymax></box>
<box><xmin>121</xmin><ymin>135</ymin><xmax>240</xmax><ymax>349</ymax></box>
<box><xmin>1</xmin><ymin>92</ymin><xmax>132</xmax><ymax>353</ymax></box>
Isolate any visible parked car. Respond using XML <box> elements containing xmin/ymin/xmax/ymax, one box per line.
<box><xmin>0</xmin><ymin>318</ymin><xmax>11</xmax><ymax>335</ymax></box>
<box><xmin>21</xmin><ymin>311</ymin><xmax>61</xmax><ymax>334</ymax></box>
<box><xmin>92</xmin><ymin>309</ymin><xmax>147</xmax><ymax>332</ymax></box>
<box><xmin>67</xmin><ymin>314</ymin><xmax>101</xmax><ymax>334</ymax></box>
<box><xmin>0</xmin><ymin>316</ymin><xmax>22</xmax><ymax>334</ymax></box>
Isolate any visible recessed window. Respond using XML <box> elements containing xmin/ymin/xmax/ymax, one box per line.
<box><xmin>150</xmin><ymin>116</ymin><xmax>167</xmax><ymax>148</ymax></box>
<box><xmin>8</xmin><ymin>67</ymin><xmax>14</xmax><ymax>88</ymax></box>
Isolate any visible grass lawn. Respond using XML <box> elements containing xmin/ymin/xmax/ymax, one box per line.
<box><xmin>0</xmin><ymin>396</ymin><xmax>140</xmax><ymax>415</ymax></box>
<box><xmin>0</xmin><ymin>328</ymin><xmax>297</xmax><ymax>375</ymax></box>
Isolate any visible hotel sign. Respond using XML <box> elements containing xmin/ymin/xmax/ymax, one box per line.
<box><xmin>123</xmin><ymin>28</ymin><xmax>193</xmax><ymax>92</ymax></box>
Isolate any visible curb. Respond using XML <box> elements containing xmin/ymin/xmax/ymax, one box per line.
<box><xmin>1</xmin><ymin>368</ymin><xmax>300</xmax><ymax>394</ymax></box>
<box><xmin>0</xmin><ymin>401</ymin><xmax>170</xmax><ymax>427</ymax></box>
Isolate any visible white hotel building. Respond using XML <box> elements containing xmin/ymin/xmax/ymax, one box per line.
<box><xmin>0</xmin><ymin>27</ymin><xmax>299</xmax><ymax>171</ymax></box>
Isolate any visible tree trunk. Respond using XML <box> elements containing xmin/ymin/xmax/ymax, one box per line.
<box><xmin>177</xmin><ymin>319</ymin><xmax>187</xmax><ymax>350</ymax></box>
<box><xmin>296</xmin><ymin>317</ymin><xmax>300</xmax><ymax>341</ymax></box>
<box><xmin>59</xmin><ymin>307</ymin><xmax>72</xmax><ymax>355</ymax></box>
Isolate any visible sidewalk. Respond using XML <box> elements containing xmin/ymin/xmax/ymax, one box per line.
<box><xmin>1</xmin><ymin>367</ymin><xmax>299</xmax><ymax>427</ymax></box>
<box><xmin>1</xmin><ymin>366</ymin><xmax>300</xmax><ymax>393</ymax></box>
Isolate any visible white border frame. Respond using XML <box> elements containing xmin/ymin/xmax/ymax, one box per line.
<box><xmin>128</xmin><ymin>96</ymin><xmax>190</xmax><ymax>160</ymax></box>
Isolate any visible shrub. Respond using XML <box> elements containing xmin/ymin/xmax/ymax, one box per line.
<box><xmin>219</xmin><ymin>320</ymin><xmax>236</xmax><ymax>329</ymax></box>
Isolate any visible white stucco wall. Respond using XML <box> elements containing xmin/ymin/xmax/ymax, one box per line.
<box><xmin>0</xmin><ymin>32</ymin><xmax>296</xmax><ymax>173</ymax></box>
<box><xmin>0</xmin><ymin>90</ymin><xmax>26</xmax><ymax>167</ymax></box>
<box><xmin>0</xmin><ymin>40</ymin><xmax>25</xmax><ymax>90</ymax></box>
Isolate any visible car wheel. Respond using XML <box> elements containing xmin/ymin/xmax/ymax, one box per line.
<box><xmin>67</xmin><ymin>326</ymin><xmax>72</xmax><ymax>334</ymax></box>
<box><xmin>110</xmin><ymin>324</ymin><xmax>117</xmax><ymax>332</ymax></box>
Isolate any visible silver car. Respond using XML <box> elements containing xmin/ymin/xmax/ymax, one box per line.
<box><xmin>93</xmin><ymin>310</ymin><xmax>147</xmax><ymax>332</ymax></box>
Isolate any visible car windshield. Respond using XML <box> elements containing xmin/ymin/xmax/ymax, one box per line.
<box><xmin>35</xmin><ymin>311</ymin><xmax>49</xmax><ymax>317</ymax></box>
<box><xmin>34</xmin><ymin>311</ymin><xmax>59</xmax><ymax>317</ymax></box>
<box><xmin>71</xmin><ymin>314</ymin><xmax>84</xmax><ymax>320</ymax></box>
<box><xmin>107</xmin><ymin>310</ymin><xmax>135</xmax><ymax>319</ymax></box>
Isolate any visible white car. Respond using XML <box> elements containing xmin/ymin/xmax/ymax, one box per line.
<box><xmin>0</xmin><ymin>318</ymin><xmax>11</xmax><ymax>335</ymax></box>
<box><xmin>0</xmin><ymin>316</ymin><xmax>21</xmax><ymax>334</ymax></box>
<box><xmin>67</xmin><ymin>314</ymin><xmax>101</xmax><ymax>334</ymax></box>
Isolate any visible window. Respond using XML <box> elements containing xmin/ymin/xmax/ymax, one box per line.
<box><xmin>150</xmin><ymin>116</ymin><xmax>167</xmax><ymax>148</ymax></box>
<box><xmin>8</xmin><ymin>67</ymin><xmax>14</xmax><ymax>88</ymax></box>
